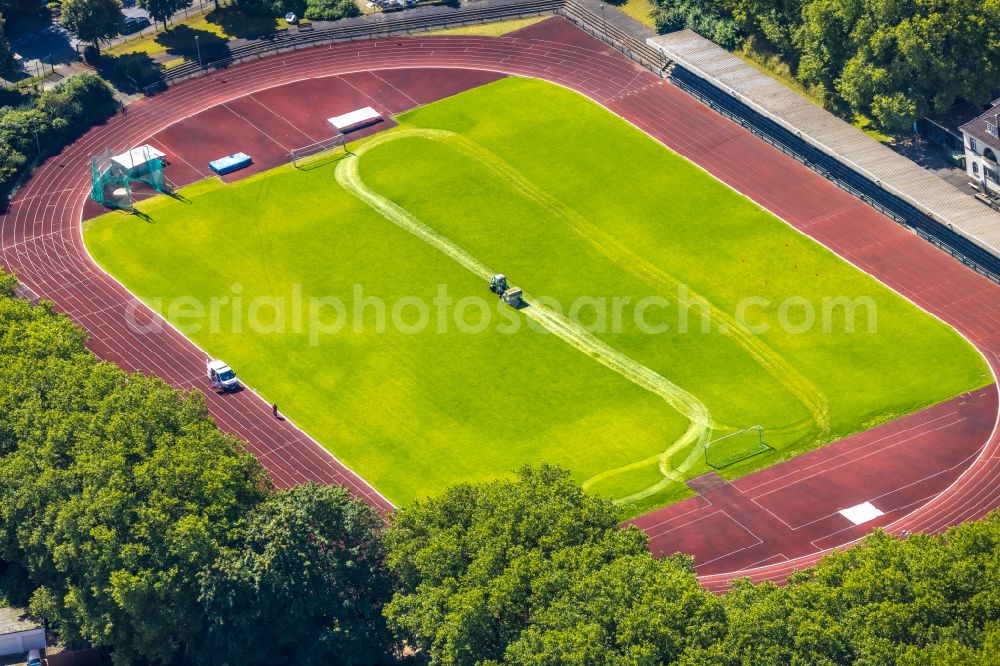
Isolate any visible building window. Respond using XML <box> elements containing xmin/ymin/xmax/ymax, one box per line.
<box><xmin>970</xmin><ymin>137</ymin><xmax>979</xmax><ymax>151</ymax></box>
<box><xmin>973</xmin><ymin>161</ymin><xmax>980</xmax><ymax>175</ymax></box>
<box><xmin>985</xmin><ymin>166</ymin><xmax>999</xmax><ymax>184</ymax></box>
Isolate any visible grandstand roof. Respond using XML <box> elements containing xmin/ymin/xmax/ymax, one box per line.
<box><xmin>0</xmin><ymin>607</ymin><xmax>41</xmax><ymax>636</ymax></box>
<box><xmin>648</xmin><ymin>29</ymin><xmax>1000</xmax><ymax>260</ymax></box>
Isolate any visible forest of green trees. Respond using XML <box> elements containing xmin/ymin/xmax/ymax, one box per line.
<box><xmin>2</xmin><ymin>268</ymin><xmax>1000</xmax><ymax>664</ymax></box>
<box><xmin>650</xmin><ymin>0</ymin><xmax>1000</xmax><ymax>130</ymax></box>
<box><xmin>0</xmin><ymin>73</ymin><xmax>118</xmax><ymax>201</ymax></box>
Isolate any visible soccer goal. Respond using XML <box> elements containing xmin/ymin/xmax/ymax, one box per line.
<box><xmin>289</xmin><ymin>134</ymin><xmax>347</xmax><ymax>169</ymax></box>
<box><xmin>704</xmin><ymin>425</ymin><xmax>770</xmax><ymax>469</ymax></box>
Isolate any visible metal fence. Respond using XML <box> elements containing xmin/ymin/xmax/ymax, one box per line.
<box><xmin>669</xmin><ymin>67</ymin><xmax>1000</xmax><ymax>285</ymax></box>
<box><xmin>143</xmin><ymin>0</ymin><xmax>566</xmax><ymax>94</ymax></box>
<box><xmin>110</xmin><ymin>0</ymin><xmax>233</xmax><ymax>49</ymax></box>
<box><xmin>557</xmin><ymin>0</ymin><xmax>669</xmax><ymax>75</ymax></box>
<box><xmin>140</xmin><ymin>0</ymin><xmax>674</xmax><ymax>95</ymax></box>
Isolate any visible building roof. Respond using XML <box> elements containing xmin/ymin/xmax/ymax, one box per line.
<box><xmin>961</xmin><ymin>104</ymin><xmax>1000</xmax><ymax>155</ymax></box>
<box><xmin>0</xmin><ymin>607</ymin><xmax>42</xmax><ymax>635</ymax></box>
<box><xmin>925</xmin><ymin>101</ymin><xmax>984</xmax><ymax>138</ymax></box>
<box><xmin>328</xmin><ymin>106</ymin><xmax>381</xmax><ymax>131</ymax></box>
<box><xmin>111</xmin><ymin>145</ymin><xmax>166</xmax><ymax>171</ymax></box>
<box><xmin>648</xmin><ymin>30</ymin><xmax>1000</xmax><ymax>260</ymax></box>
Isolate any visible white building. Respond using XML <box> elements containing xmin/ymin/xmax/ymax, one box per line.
<box><xmin>0</xmin><ymin>607</ymin><xmax>44</xmax><ymax>658</ymax></box>
<box><xmin>960</xmin><ymin>101</ymin><xmax>1000</xmax><ymax>194</ymax></box>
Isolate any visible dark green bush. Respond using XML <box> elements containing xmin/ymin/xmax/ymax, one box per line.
<box><xmin>235</xmin><ymin>0</ymin><xmax>305</xmax><ymax>18</ymax></box>
<box><xmin>82</xmin><ymin>43</ymin><xmax>101</xmax><ymax>64</ymax></box>
<box><xmin>304</xmin><ymin>0</ymin><xmax>359</xmax><ymax>21</ymax></box>
<box><xmin>0</xmin><ymin>72</ymin><xmax>117</xmax><ymax>203</ymax></box>
<box><xmin>0</xmin><ymin>268</ymin><xmax>393</xmax><ymax>664</ymax></box>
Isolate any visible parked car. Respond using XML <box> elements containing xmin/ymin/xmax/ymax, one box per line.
<box><xmin>27</xmin><ymin>649</ymin><xmax>43</xmax><ymax>666</ymax></box>
<box><xmin>123</xmin><ymin>15</ymin><xmax>150</xmax><ymax>33</ymax></box>
<box><xmin>206</xmin><ymin>359</ymin><xmax>241</xmax><ymax>392</ymax></box>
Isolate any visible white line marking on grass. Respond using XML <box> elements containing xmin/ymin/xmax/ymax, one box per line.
<box><xmin>336</xmin><ymin>126</ymin><xmax>831</xmax><ymax>506</ymax></box>
<box><xmin>336</xmin><ymin>127</ymin><xmax>714</xmax><ymax>496</ymax></box>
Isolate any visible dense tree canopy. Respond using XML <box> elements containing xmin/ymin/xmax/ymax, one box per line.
<box><xmin>200</xmin><ymin>483</ymin><xmax>394</xmax><ymax>665</ymax></box>
<box><xmin>59</xmin><ymin>0</ymin><xmax>123</xmax><ymax>51</ymax></box>
<box><xmin>388</xmin><ymin>463</ymin><xmax>1000</xmax><ymax>665</ymax></box>
<box><xmin>692</xmin><ymin>520</ymin><xmax>1000</xmax><ymax>664</ymax></box>
<box><xmin>234</xmin><ymin>0</ymin><xmax>358</xmax><ymax>21</ymax></box>
<box><xmin>0</xmin><ymin>271</ymin><xmax>268</xmax><ymax>662</ymax></box>
<box><xmin>651</xmin><ymin>0</ymin><xmax>1000</xmax><ymax>129</ymax></box>
<box><xmin>136</xmin><ymin>0</ymin><xmax>192</xmax><ymax>28</ymax></box>
<box><xmin>0</xmin><ymin>0</ymin><xmax>39</xmax><ymax>16</ymax></box>
<box><xmin>303</xmin><ymin>0</ymin><xmax>359</xmax><ymax>21</ymax></box>
<box><xmin>0</xmin><ymin>270</ymin><xmax>392</xmax><ymax>665</ymax></box>
<box><xmin>384</xmin><ymin>465</ymin><xmax>722</xmax><ymax>664</ymax></box>
<box><xmin>0</xmin><ymin>72</ymin><xmax>117</xmax><ymax>201</ymax></box>
<box><xmin>0</xmin><ymin>15</ymin><xmax>17</xmax><ymax>77</ymax></box>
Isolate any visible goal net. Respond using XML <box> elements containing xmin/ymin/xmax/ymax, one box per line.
<box><xmin>289</xmin><ymin>135</ymin><xmax>347</xmax><ymax>169</ymax></box>
<box><xmin>704</xmin><ymin>425</ymin><xmax>770</xmax><ymax>469</ymax></box>
<box><xmin>90</xmin><ymin>148</ymin><xmax>133</xmax><ymax>210</ymax></box>
<box><xmin>90</xmin><ymin>146</ymin><xmax>169</xmax><ymax>210</ymax></box>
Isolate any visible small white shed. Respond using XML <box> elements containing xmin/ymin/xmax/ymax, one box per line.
<box><xmin>327</xmin><ymin>107</ymin><xmax>382</xmax><ymax>133</ymax></box>
<box><xmin>110</xmin><ymin>145</ymin><xmax>166</xmax><ymax>177</ymax></box>
<box><xmin>0</xmin><ymin>607</ymin><xmax>44</xmax><ymax>657</ymax></box>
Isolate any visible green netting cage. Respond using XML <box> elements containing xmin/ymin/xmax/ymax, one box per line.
<box><xmin>90</xmin><ymin>146</ymin><xmax>169</xmax><ymax>210</ymax></box>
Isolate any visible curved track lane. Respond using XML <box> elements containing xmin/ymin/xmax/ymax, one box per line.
<box><xmin>2</xmin><ymin>19</ymin><xmax>999</xmax><ymax>586</ymax></box>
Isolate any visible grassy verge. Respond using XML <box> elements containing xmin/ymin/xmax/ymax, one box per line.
<box><xmin>84</xmin><ymin>77</ymin><xmax>988</xmax><ymax>515</ymax></box>
<box><xmin>852</xmin><ymin>113</ymin><xmax>895</xmax><ymax>143</ymax></box>
<box><xmin>106</xmin><ymin>7</ymin><xmax>290</xmax><ymax>60</ymax></box>
<box><xmin>733</xmin><ymin>39</ymin><xmax>894</xmax><ymax>143</ymax></box>
<box><xmin>614</xmin><ymin>0</ymin><xmax>656</xmax><ymax>28</ymax></box>
<box><xmin>733</xmin><ymin>41</ymin><xmax>825</xmax><ymax>107</ymax></box>
<box><xmin>422</xmin><ymin>15</ymin><xmax>548</xmax><ymax>37</ymax></box>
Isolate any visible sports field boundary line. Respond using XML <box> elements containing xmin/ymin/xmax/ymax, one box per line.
<box><xmin>745</xmin><ymin>413</ymin><xmax>971</xmax><ymax>502</ymax></box>
<box><xmin>74</xmin><ymin>187</ymin><xmax>398</xmax><ymax>512</ymax></box>
<box><xmin>735</xmin><ymin>405</ymin><xmax>972</xmax><ymax>495</ymax></box>
<box><xmin>369</xmin><ymin>71</ymin><xmax>422</xmax><ymax>108</ymax></box>
<box><xmin>683</xmin><ymin>510</ymin><xmax>764</xmax><ymax>569</ymax></box>
<box><xmin>221</xmin><ymin>102</ymin><xmax>295</xmax><ymax>153</ymax></box>
<box><xmin>59</xmin><ymin>59</ymin><xmax>1000</xmax><ymax>545</ymax></box>
<box><xmin>246</xmin><ymin>94</ymin><xmax>319</xmax><ymax>145</ymax></box>
<box><xmin>5</xmin><ymin>27</ymin><xmax>996</xmax><ymax>584</ymax></box>
<box><xmin>145</xmin><ymin>137</ymin><xmax>210</xmax><ymax>184</ymax></box>
<box><xmin>758</xmin><ymin>434</ymin><xmax>978</xmax><ymax>534</ymax></box>
<box><xmin>625</xmin><ymin>100</ymin><xmax>1000</xmax><ymax>581</ymax></box>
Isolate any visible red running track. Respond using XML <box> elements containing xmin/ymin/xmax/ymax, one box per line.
<box><xmin>2</xmin><ymin>17</ymin><xmax>998</xmax><ymax>586</ymax></box>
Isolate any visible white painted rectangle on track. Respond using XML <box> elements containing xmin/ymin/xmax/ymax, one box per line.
<box><xmin>839</xmin><ymin>501</ymin><xmax>884</xmax><ymax>525</ymax></box>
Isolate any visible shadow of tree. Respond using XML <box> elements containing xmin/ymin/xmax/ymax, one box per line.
<box><xmin>204</xmin><ymin>7</ymin><xmax>284</xmax><ymax>40</ymax></box>
<box><xmin>0</xmin><ymin>86</ymin><xmax>28</xmax><ymax>107</ymax></box>
<box><xmin>93</xmin><ymin>52</ymin><xmax>163</xmax><ymax>92</ymax></box>
<box><xmin>155</xmin><ymin>25</ymin><xmax>226</xmax><ymax>57</ymax></box>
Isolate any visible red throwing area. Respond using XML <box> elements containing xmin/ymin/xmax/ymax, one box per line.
<box><xmin>3</xmin><ymin>18</ymin><xmax>999</xmax><ymax>587</ymax></box>
<box><xmin>143</xmin><ymin>69</ymin><xmax>505</xmax><ymax>190</ymax></box>
<box><xmin>631</xmin><ymin>386</ymin><xmax>997</xmax><ymax>578</ymax></box>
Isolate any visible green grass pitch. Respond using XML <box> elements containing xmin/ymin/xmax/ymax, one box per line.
<box><xmin>84</xmin><ymin>77</ymin><xmax>991</xmax><ymax>516</ymax></box>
